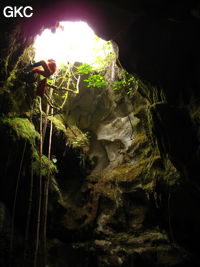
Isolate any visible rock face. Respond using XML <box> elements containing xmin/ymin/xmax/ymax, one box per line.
<box><xmin>63</xmin><ymin>80</ymin><xmax>135</xmax><ymax>171</ymax></box>
<box><xmin>0</xmin><ymin>1</ymin><xmax>200</xmax><ymax>267</ymax></box>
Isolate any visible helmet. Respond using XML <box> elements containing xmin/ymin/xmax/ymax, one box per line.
<box><xmin>48</xmin><ymin>59</ymin><xmax>56</xmax><ymax>63</ymax></box>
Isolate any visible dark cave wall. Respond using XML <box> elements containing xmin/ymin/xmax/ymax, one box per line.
<box><xmin>116</xmin><ymin>16</ymin><xmax>200</xmax><ymax>103</ymax></box>
<box><xmin>0</xmin><ymin>1</ymin><xmax>200</xmax><ymax>267</ymax></box>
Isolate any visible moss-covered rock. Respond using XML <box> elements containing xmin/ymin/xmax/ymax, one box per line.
<box><xmin>1</xmin><ymin>117</ymin><xmax>39</xmax><ymax>145</ymax></box>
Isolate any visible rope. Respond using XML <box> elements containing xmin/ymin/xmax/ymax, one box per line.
<box><xmin>33</xmin><ymin>96</ymin><xmax>43</xmax><ymax>267</ymax></box>
<box><xmin>9</xmin><ymin>140</ymin><xmax>27</xmax><ymax>267</ymax></box>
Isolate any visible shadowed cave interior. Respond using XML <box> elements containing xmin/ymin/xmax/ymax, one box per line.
<box><xmin>0</xmin><ymin>1</ymin><xmax>200</xmax><ymax>267</ymax></box>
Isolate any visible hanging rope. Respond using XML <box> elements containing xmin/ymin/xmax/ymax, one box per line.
<box><xmin>9</xmin><ymin>139</ymin><xmax>27</xmax><ymax>267</ymax></box>
<box><xmin>42</xmin><ymin>106</ymin><xmax>53</xmax><ymax>266</ymax></box>
<box><xmin>42</xmin><ymin>88</ymin><xmax>53</xmax><ymax>145</ymax></box>
<box><xmin>23</xmin><ymin>158</ymin><xmax>34</xmax><ymax>266</ymax></box>
<box><xmin>23</xmin><ymin>101</ymin><xmax>36</xmax><ymax>267</ymax></box>
<box><xmin>33</xmin><ymin>96</ymin><xmax>43</xmax><ymax>267</ymax></box>
<box><xmin>40</xmin><ymin>87</ymin><xmax>54</xmax><ymax>266</ymax></box>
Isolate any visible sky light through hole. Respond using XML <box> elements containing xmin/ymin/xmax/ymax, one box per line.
<box><xmin>34</xmin><ymin>21</ymin><xmax>113</xmax><ymax>68</ymax></box>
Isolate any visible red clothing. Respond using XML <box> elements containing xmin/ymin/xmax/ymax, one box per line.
<box><xmin>37</xmin><ymin>79</ymin><xmax>47</xmax><ymax>97</ymax></box>
<box><xmin>32</xmin><ymin>60</ymin><xmax>57</xmax><ymax>97</ymax></box>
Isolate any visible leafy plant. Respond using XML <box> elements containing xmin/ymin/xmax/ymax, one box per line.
<box><xmin>84</xmin><ymin>74</ymin><xmax>107</xmax><ymax>88</ymax></box>
<box><xmin>113</xmin><ymin>71</ymin><xmax>139</xmax><ymax>95</ymax></box>
<box><xmin>76</xmin><ymin>63</ymin><xmax>93</xmax><ymax>74</ymax></box>
<box><xmin>113</xmin><ymin>80</ymin><xmax>126</xmax><ymax>91</ymax></box>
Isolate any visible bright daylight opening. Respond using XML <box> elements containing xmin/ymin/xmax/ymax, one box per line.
<box><xmin>34</xmin><ymin>21</ymin><xmax>114</xmax><ymax>69</ymax></box>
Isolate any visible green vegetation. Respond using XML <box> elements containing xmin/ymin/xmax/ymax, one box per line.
<box><xmin>1</xmin><ymin>117</ymin><xmax>39</xmax><ymax>145</ymax></box>
<box><xmin>48</xmin><ymin>116</ymin><xmax>66</xmax><ymax>133</ymax></box>
<box><xmin>113</xmin><ymin>71</ymin><xmax>139</xmax><ymax>95</ymax></box>
<box><xmin>84</xmin><ymin>74</ymin><xmax>107</xmax><ymax>88</ymax></box>
<box><xmin>32</xmin><ymin>151</ymin><xmax>57</xmax><ymax>177</ymax></box>
<box><xmin>48</xmin><ymin>115</ymin><xmax>90</xmax><ymax>152</ymax></box>
<box><xmin>0</xmin><ymin>117</ymin><xmax>57</xmax><ymax>177</ymax></box>
<box><xmin>66</xmin><ymin>126</ymin><xmax>90</xmax><ymax>152</ymax></box>
<box><xmin>76</xmin><ymin>63</ymin><xmax>93</xmax><ymax>74</ymax></box>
